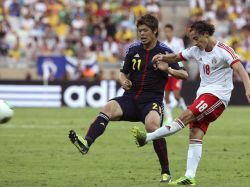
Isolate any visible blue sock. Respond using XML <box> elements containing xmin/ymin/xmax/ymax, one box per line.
<box><xmin>153</xmin><ymin>138</ymin><xmax>170</xmax><ymax>175</ymax></box>
<box><xmin>85</xmin><ymin>112</ymin><xmax>109</xmax><ymax>146</ymax></box>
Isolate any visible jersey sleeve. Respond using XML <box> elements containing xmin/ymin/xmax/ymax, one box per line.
<box><xmin>162</xmin><ymin>44</ymin><xmax>185</xmax><ymax>70</ymax></box>
<box><xmin>179</xmin><ymin>46</ymin><xmax>197</xmax><ymax>61</ymax></box>
<box><xmin>219</xmin><ymin>44</ymin><xmax>241</xmax><ymax>67</ymax></box>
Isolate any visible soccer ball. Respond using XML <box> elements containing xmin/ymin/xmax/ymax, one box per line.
<box><xmin>0</xmin><ymin>100</ymin><xmax>14</xmax><ymax>124</ymax></box>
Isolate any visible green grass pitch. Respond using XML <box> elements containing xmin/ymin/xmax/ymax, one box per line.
<box><xmin>0</xmin><ymin>107</ymin><xmax>249</xmax><ymax>187</ymax></box>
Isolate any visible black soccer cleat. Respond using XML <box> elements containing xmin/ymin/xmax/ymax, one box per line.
<box><xmin>68</xmin><ymin>130</ymin><xmax>89</xmax><ymax>155</ymax></box>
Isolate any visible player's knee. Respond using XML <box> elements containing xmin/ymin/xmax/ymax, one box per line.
<box><xmin>145</xmin><ymin>119</ymin><xmax>160</xmax><ymax>132</ymax></box>
<box><xmin>189</xmin><ymin>128</ymin><xmax>204</xmax><ymax>141</ymax></box>
<box><xmin>145</xmin><ymin>123</ymin><xmax>159</xmax><ymax>132</ymax></box>
<box><xmin>178</xmin><ymin>109</ymin><xmax>195</xmax><ymax>125</ymax></box>
<box><xmin>101</xmin><ymin>100</ymin><xmax>121</xmax><ymax>119</ymax></box>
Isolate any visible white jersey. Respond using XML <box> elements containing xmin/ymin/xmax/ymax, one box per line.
<box><xmin>180</xmin><ymin>41</ymin><xmax>240</xmax><ymax>106</ymax></box>
<box><xmin>163</xmin><ymin>37</ymin><xmax>184</xmax><ymax>53</ymax></box>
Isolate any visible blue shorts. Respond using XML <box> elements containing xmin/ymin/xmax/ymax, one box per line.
<box><xmin>111</xmin><ymin>95</ymin><xmax>164</xmax><ymax>125</ymax></box>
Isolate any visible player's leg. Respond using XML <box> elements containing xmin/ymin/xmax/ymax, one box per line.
<box><xmin>133</xmin><ymin>93</ymin><xmax>224</xmax><ymax>145</ymax></box>
<box><xmin>144</xmin><ymin>102</ymin><xmax>172</xmax><ymax>182</ymax></box>
<box><xmin>170</xmin><ymin>128</ymin><xmax>204</xmax><ymax>186</ymax></box>
<box><xmin>69</xmin><ymin>99</ymin><xmax>123</xmax><ymax>155</ymax></box>
<box><xmin>164</xmin><ymin>78</ymin><xmax>174</xmax><ymax>124</ymax></box>
<box><xmin>169</xmin><ymin>126</ymin><xmax>205</xmax><ymax>186</ymax></box>
<box><xmin>169</xmin><ymin>94</ymin><xmax>225</xmax><ymax>185</ymax></box>
<box><xmin>173</xmin><ymin>89</ymin><xmax>187</xmax><ymax>111</ymax></box>
<box><xmin>172</xmin><ymin>79</ymin><xmax>187</xmax><ymax>110</ymax></box>
<box><xmin>146</xmin><ymin>109</ymin><xmax>194</xmax><ymax>141</ymax></box>
<box><xmin>84</xmin><ymin>100</ymin><xmax>122</xmax><ymax>145</ymax></box>
<box><xmin>184</xmin><ymin>128</ymin><xmax>204</xmax><ymax>181</ymax></box>
<box><xmin>132</xmin><ymin>109</ymin><xmax>195</xmax><ymax>146</ymax></box>
<box><xmin>164</xmin><ymin>90</ymin><xmax>173</xmax><ymax>124</ymax></box>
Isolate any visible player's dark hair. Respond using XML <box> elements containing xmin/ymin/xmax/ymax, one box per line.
<box><xmin>165</xmin><ymin>24</ymin><xmax>174</xmax><ymax>30</ymax></box>
<box><xmin>136</xmin><ymin>14</ymin><xmax>159</xmax><ymax>37</ymax></box>
<box><xmin>190</xmin><ymin>21</ymin><xmax>215</xmax><ymax>36</ymax></box>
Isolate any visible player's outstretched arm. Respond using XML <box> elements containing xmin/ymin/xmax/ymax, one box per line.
<box><xmin>152</xmin><ymin>53</ymin><xmax>182</xmax><ymax>64</ymax></box>
<box><xmin>232</xmin><ymin>62</ymin><xmax>250</xmax><ymax>103</ymax></box>
<box><xmin>168</xmin><ymin>68</ymin><xmax>188</xmax><ymax>80</ymax></box>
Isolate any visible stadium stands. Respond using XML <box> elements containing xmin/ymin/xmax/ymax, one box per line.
<box><xmin>0</xmin><ymin>0</ymin><xmax>249</xmax><ymax>80</ymax></box>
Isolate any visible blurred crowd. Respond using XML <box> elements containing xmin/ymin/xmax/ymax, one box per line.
<box><xmin>188</xmin><ymin>0</ymin><xmax>250</xmax><ymax>81</ymax></box>
<box><xmin>0</xmin><ymin>0</ymin><xmax>249</xmax><ymax>81</ymax></box>
<box><xmin>0</xmin><ymin>0</ymin><xmax>161</xmax><ymax>80</ymax></box>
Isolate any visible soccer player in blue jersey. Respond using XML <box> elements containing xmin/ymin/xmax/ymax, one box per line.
<box><xmin>68</xmin><ymin>14</ymin><xmax>188</xmax><ymax>182</ymax></box>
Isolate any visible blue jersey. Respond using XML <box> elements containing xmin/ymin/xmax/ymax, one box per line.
<box><xmin>120</xmin><ymin>41</ymin><xmax>183</xmax><ymax>102</ymax></box>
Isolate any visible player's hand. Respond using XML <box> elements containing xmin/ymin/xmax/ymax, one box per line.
<box><xmin>152</xmin><ymin>54</ymin><xmax>164</xmax><ymax>64</ymax></box>
<box><xmin>154</xmin><ymin>60</ymin><xmax>169</xmax><ymax>71</ymax></box>
<box><xmin>121</xmin><ymin>79</ymin><xmax>132</xmax><ymax>90</ymax></box>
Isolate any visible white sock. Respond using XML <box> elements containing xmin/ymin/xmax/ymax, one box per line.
<box><xmin>146</xmin><ymin>119</ymin><xmax>185</xmax><ymax>142</ymax></box>
<box><xmin>185</xmin><ymin>140</ymin><xmax>202</xmax><ymax>178</ymax></box>
<box><xmin>164</xmin><ymin>103</ymin><xmax>173</xmax><ymax>122</ymax></box>
<box><xmin>178</xmin><ymin>97</ymin><xmax>187</xmax><ymax>110</ymax></box>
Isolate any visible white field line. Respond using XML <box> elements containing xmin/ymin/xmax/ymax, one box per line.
<box><xmin>0</xmin><ymin>124</ymin><xmax>77</xmax><ymax>129</ymax></box>
<box><xmin>0</xmin><ymin>125</ymin><xmax>249</xmax><ymax>139</ymax></box>
<box><xmin>0</xmin><ymin>124</ymin><xmax>145</xmax><ymax>129</ymax></box>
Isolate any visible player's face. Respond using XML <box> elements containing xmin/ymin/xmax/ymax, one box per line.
<box><xmin>164</xmin><ymin>27</ymin><xmax>173</xmax><ymax>40</ymax></box>
<box><xmin>189</xmin><ymin>30</ymin><xmax>209</xmax><ymax>50</ymax></box>
<box><xmin>137</xmin><ymin>24</ymin><xmax>157</xmax><ymax>45</ymax></box>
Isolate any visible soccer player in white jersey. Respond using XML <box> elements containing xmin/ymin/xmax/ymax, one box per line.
<box><xmin>163</xmin><ymin>24</ymin><xmax>187</xmax><ymax>124</ymax></box>
<box><xmin>132</xmin><ymin>21</ymin><xmax>250</xmax><ymax>185</ymax></box>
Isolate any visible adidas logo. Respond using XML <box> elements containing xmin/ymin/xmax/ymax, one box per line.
<box><xmin>134</xmin><ymin>53</ymin><xmax>140</xmax><ymax>58</ymax></box>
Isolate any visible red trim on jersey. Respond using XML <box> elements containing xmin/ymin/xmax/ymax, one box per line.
<box><xmin>230</xmin><ymin>59</ymin><xmax>240</xmax><ymax>67</ymax></box>
<box><xmin>217</xmin><ymin>42</ymin><xmax>238</xmax><ymax>60</ymax></box>
<box><xmin>217</xmin><ymin>43</ymin><xmax>236</xmax><ymax>58</ymax></box>
<box><xmin>179</xmin><ymin>52</ymin><xmax>186</xmax><ymax>61</ymax></box>
<box><xmin>135</xmin><ymin>50</ymin><xmax>149</xmax><ymax>98</ymax></box>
